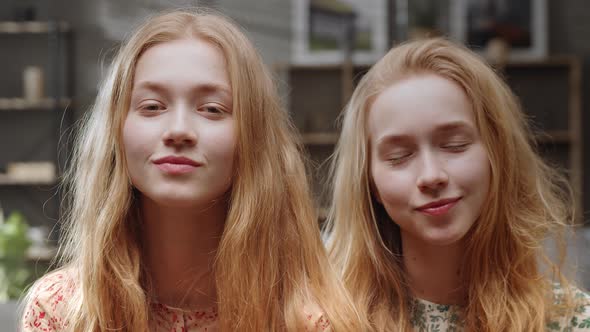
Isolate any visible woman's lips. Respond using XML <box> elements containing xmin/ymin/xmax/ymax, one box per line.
<box><xmin>153</xmin><ymin>156</ymin><xmax>202</xmax><ymax>175</ymax></box>
<box><xmin>416</xmin><ymin>197</ymin><xmax>461</xmax><ymax>216</ymax></box>
<box><xmin>155</xmin><ymin>163</ymin><xmax>198</xmax><ymax>174</ymax></box>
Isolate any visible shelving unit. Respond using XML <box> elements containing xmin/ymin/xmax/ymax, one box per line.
<box><xmin>0</xmin><ymin>20</ymin><xmax>73</xmax><ymax>250</ymax></box>
<box><xmin>0</xmin><ymin>97</ymin><xmax>71</xmax><ymax>111</ymax></box>
<box><xmin>0</xmin><ymin>21</ymin><xmax>69</xmax><ymax>34</ymax></box>
<box><xmin>503</xmin><ymin>56</ymin><xmax>582</xmax><ymax>221</ymax></box>
<box><xmin>282</xmin><ymin>56</ymin><xmax>583</xmax><ymax>222</ymax></box>
<box><xmin>0</xmin><ymin>176</ymin><xmax>57</xmax><ymax>186</ymax></box>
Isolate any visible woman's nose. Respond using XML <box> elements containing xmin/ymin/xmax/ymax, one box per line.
<box><xmin>416</xmin><ymin>151</ymin><xmax>449</xmax><ymax>193</ymax></box>
<box><xmin>162</xmin><ymin>106</ymin><xmax>197</xmax><ymax>147</ymax></box>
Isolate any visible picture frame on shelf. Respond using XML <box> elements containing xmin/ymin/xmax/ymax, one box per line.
<box><xmin>449</xmin><ymin>0</ymin><xmax>547</xmax><ymax>60</ymax></box>
<box><xmin>393</xmin><ymin>0</ymin><xmax>452</xmax><ymax>42</ymax></box>
<box><xmin>292</xmin><ymin>0</ymin><xmax>388</xmax><ymax>65</ymax></box>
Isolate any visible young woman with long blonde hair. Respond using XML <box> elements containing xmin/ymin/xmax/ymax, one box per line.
<box><xmin>20</xmin><ymin>9</ymin><xmax>366</xmax><ymax>332</ymax></box>
<box><xmin>325</xmin><ymin>37</ymin><xmax>590</xmax><ymax>331</ymax></box>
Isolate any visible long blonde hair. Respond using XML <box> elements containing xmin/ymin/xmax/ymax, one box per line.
<box><xmin>21</xmin><ymin>9</ymin><xmax>365</xmax><ymax>332</ymax></box>
<box><xmin>325</xmin><ymin>38</ymin><xmax>581</xmax><ymax>331</ymax></box>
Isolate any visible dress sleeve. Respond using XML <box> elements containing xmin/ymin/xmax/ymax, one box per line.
<box><xmin>21</xmin><ymin>271</ymin><xmax>72</xmax><ymax>332</ymax></box>
<box><xmin>547</xmin><ymin>286</ymin><xmax>590</xmax><ymax>331</ymax></box>
<box><xmin>570</xmin><ymin>289</ymin><xmax>590</xmax><ymax>331</ymax></box>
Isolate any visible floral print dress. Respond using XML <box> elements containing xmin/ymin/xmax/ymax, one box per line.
<box><xmin>21</xmin><ymin>271</ymin><xmax>330</xmax><ymax>331</ymax></box>
<box><xmin>410</xmin><ymin>287</ymin><xmax>590</xmax><ymax>332</ymax></box>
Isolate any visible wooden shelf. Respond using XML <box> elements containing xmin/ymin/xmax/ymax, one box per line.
<box><xmin>0</xmin><ymin>97</ymin><xmax>71</xmax><ymax>111</ymax></box>
<box><xmin>0</xmin><ymin>176</ymin><xmax>57</xmax><ymax>186</ymax></box>
<box><xmin>275</xmin><ymin>62</ymin><xmax>372</xmax><ymax>71</ymax></box>
<box><xmin>0</xmin><ymin>21</ymin><xmax>69</xmax><ymax>34</ymax></box>
<box><xmin>0</xmin><ymin>162</ymin><xmax>57</xmax><ymax>186</ymax></box>
<box><xmin>502</xmin><ymin>56</ymin><xmax>577</xmax><ymax>69</ymax></box>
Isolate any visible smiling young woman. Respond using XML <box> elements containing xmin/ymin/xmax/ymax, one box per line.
<box><xmin>324</xmin><ymin>38</ymin><xmax>590</xmax><ymax>331</ymax></box>
<box><xmin>19</xmin><ymin>9</ymin><xmax>367</xmax><ymax>332</ymax></box>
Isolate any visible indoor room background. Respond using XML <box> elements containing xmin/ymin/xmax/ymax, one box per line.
<box><xmin>0</xmin><ymin>0</ymin><xmax>589</xmax><ymax>330</ymax></box>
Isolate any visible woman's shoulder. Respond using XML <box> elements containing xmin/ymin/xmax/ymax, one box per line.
<box><xmin>21</xmin><ymin>269</ymin><xmax>76</xmax><ymax>331</ymax></box>
<box><xmin>547</xmin><ymin>284</ymin><xmax>590</xmax><ymax>331</ymax></box>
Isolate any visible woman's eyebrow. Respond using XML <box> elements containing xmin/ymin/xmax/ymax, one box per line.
<box><xmin>132</xmin><ymin>80</ymin><xmax>167</xmax><ymax>94</ymax></box>
<box><xmin>133</xmin><ymin>80</ymin><xmax>231</xmax><ymax>99</ymax></box>
<box><xmin>434</xmin><ymin>121</ymin><xmax>474</xmax><ymax>133</ymax></box>
<box><xmin>192</xmin><ymin>83</ymin><xmax>232</xmax><ymax>100</ymax></box>
<box><xmin>376</xmin><ymin>133</ymin><xmax>412</xmax><ymax>148</ymax></box>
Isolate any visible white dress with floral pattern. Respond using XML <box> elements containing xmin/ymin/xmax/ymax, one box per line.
<box><xmin>21</xmin><ymin>271</ymin><xmax>330</xmax><ymax>331</ymax></box>
<box><xmin>410</xmin><ymin>287</ymin><xmax>590</xmax><ymax>332</ymax></box>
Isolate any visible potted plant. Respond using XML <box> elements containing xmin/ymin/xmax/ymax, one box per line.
<box><xmin>0</xmin><ymin>209</ymin><xmax>32</xmax><ymax>331</ymax></box>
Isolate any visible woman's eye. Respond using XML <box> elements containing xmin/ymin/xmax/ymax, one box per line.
<box><xmin>204</xmin><ymin>106</ymin><xmax>222</xmax><ymax>114</ymax></box>
<box><xmin>442</xmin><ymin>142</ymin><xmax>470</xmax><ymax>151</ymax></box>
<box><xmin>388</xmin><ymin>153</ymin><xmax>412</xmax><ymax>165</ymax></box>
<box><xmin>139</xmin><ymin>103</ymin><xmax>164</xmax><ymax>112</ymax></box>
<box><xmin>200</xmin><ymin>104</ymin><xmax>226</xmax><ymax>115</ymax></box>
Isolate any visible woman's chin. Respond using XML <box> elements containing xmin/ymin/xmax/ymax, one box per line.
<box><xmin>142</xmin><ymin>191</ymin><xmax>223</xmax><ymax>210</ymax></box>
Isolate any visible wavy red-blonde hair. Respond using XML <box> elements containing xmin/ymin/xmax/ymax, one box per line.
<box><xmin>21</xmin><ymin>9</ymin><xmax>366</xmax><ymax>332</ymax></box>
<box><xmin>325</xmin><ymin>37</ymin><xmax>583</xmax><ymax>331</ymax></box>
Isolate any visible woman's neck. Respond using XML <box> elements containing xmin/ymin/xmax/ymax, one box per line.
<box><xmin>140</xmin><ymin>196</ymin><xmax>226</xmax><ymax>309</ymax></box>
<box><xmin>402</xmin><ymin>232</ymin><xmax>467</xmax><ymax>306</ymax></box>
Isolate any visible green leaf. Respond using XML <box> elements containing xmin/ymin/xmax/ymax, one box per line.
<box><xmin>579</xmin><ymin>318</ymin><xmax>590</xmax><ymax>328</ymax></box>
<box><xmin>0</xmin><ymin>212</ymin><xmax>31</xmax><ymax>259</ymax></box>
<box><xmin>546</xmin><ymin>321</ymin><xmax>561</xmax><ymax>330</ymax></box>
<box><xmin>0</xmin><ymin>211</ymin><xmax>32</xmax><ymax>301</ymax></box>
